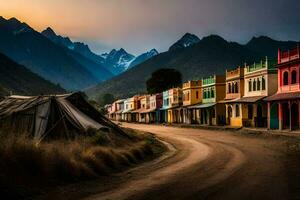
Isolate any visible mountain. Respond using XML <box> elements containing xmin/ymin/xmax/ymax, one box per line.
<box><xmin>86</xmin><ymin>34</ymin><xmax>299</xmax><ymax>99</ymax></box>
<box><xmin>246</xmin><ymin>36</ymin><xmax>297</xmax><ymax>58</ymax></box>
<box><xmin>0</xmin><ymin>16</ymin><xmax>111</xmax><ymax>90</ymax></box>
<box><xmin>0</xmin><ymin>52</ymin><xmax>65</xmax><ymax>96</ymax></box>
<box><xmin>41</xmin><ymin>27</ymin><xmax>74</xmax><ymax>49</ymax></box>
<box><xmin>42</xmin><ymin>27</ymin><xmax>157</xmax><ymax>75</ymax></box>
<box><xmin>169</xmin><ymin>33</ymin><xmax>200</xmax><ymax>51</ymax></box>
<box><xmin>128</xmin><ymin>49</ymin><xmax>158</xmax><ymax>68</ymax></box>
<box><xmin>102</xmin><ymin>48</ymin><xmax>135</xmax><ymax>74</ymax></box>
<box><xmin>41</xmin><ymin>27</ymin><xmax>112</xmax><ymax>81</ymax></box>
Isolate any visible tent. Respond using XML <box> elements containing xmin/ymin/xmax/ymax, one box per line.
<box><xmin>0</xmin><ymin>92</ymin><xmax>129</xmax><ymax>142</ymax></box>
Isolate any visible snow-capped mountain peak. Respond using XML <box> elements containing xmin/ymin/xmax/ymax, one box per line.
<box><xmin>169</xmin><ymin>33</ymin><xmax>200</xmax><ymax>51</ymax></box>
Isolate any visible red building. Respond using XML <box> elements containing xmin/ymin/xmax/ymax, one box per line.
<box><xmin>266</xmin><ymin>44</ymin><xmax>300</xmax><ymax>130</ymax></box>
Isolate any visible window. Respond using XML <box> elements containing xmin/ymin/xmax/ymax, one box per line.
<box><xmin>283</xmin><ymin>71</ymin><xmax>289</xmax><ymax>85</ymax></box>
<box><xmin>203</xmin><ymin>90</ymin><xmax>206</xmax><ymax>99</ymax></box>
<box><xmin>211</xmin><ymin>88</ymin><xmax>215</xmax><ymax>98</ymax></box>
<box><xmin>228</xmin><ymin>83</ymin><xmax>231</xmax><ymax>93</ymax></box>
<box><xmin>253</xmin><ymin>80</ymin><xmax>257</xmax><ymax>91</ymax></box>
<box><xmin>234</xmin><ymin>82</ymin><xmax>238</xmax><ymax>93</ymax></box>
<box><xmin>196</xmin><ymin>91</ymin><xmax>199</xmax><ymax>99</ymax></box>
<box><xmin>231</xmin><ymin>83</ymin><xmax>235</xmax><ymax>94</ymax></box>
<box><xmin>257</xmin><ymin>78</ymin><xmax>261</xmax><ymax>90</ymax></box>
<box><xmin>235</xmin><ymin>104</ymin><xmax>240</xmax><ymax>117</ymax></box>
<box><xmin>249</xmin><ymin>80</ymin><xmax>252</xmax><ymax>92</ymax></box>
<box><xmin>262</xmin><ymin>77</ymin><xmax>266</xmax><ymax>90</ymax></box>
<box><xmin>291</xmin><ymin>70</ymin><xmax>297</xmax><ymax>84</ymax></box>
<box><xmin>187</xmin><ymin>92</ymin><xmax>190</xmax><ymax>101</ymax></box>
<box><xmin>207</xmin><ymin>89</ymin><xmax>211</xmax><ymax>98</ymax></box>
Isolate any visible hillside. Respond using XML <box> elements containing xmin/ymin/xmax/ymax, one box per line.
<box><xmin>86</xmin><ymin>34</ymin><xmax>299</xmax><ymax>99</ymax></box>
<box><xmin>0</xmin><ymin>17</ymin><xmax>107</xmax><ymax>90</ymax></box>
<box><xmin>0</xmin><ymin>52</ymin><xmax>65</xmax><ymax>96</ymax></box>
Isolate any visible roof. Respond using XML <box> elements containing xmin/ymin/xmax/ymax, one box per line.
<box><xmin>0</xmin><ymin>92</ymin><xmax>130</xmax><ymax>142</ymax></box>
<box><xmin>219</xmin><ymin>96</ymin><xmax>265</xmax><ymax>103</ymax></box>
<box><xmin>188</xmin><ymin>103</ymin><xmax>216</xmax><ymax>109</ymax></box>
<box><xmin>115</xmin><ymin>110</ymin><xmax>124</xmax><ymax>114</ymax></box>
<box><xmin>264</xmin><ymin>92</ymin><xmax>300</xmax><ymax>101</ymax></box>
<box><xmin>131</xmin><ymin>108</ymin><xmax>147</xmax><ymax>113</ymax></box>
<box><xmin>140</xmin><ymin>108</ymin><xmax>157</xmax><ymax>113</ymax></box>
<box><xmin>219</xmin><ymin>98</ymin><xmax>240</xmax><ymax>104</ymax></box>
<box><xmin>234</xmin><ymin>96</ymin><xmax>265</xmax><ymax>103</ymax></box>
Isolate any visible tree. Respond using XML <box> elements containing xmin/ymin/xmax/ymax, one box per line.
<box><xmin>97</xmin><ymin>93</ymin><xmax>115</xmax><ymax>107</ymax></box>
<box><xmin>146</xmin><ymin>68</ymin><xmax>182</xmax><ymax>94</ymax></box>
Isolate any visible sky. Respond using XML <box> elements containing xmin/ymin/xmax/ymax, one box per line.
<box><xmin>0</xmin><ymin>0</ymin><xmax>300</xmax><ymax>55</ymax></box>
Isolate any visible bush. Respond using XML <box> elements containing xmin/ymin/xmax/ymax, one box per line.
<box><xmin>0</xmin><ymin>130</ymin><xmax>165</xmax><ymax>198</ymax></box>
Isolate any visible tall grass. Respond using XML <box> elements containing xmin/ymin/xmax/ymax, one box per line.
<box><xmin>0</xmin><ymin>129</ymin><xmax>165</xmax><ymax>199</ymax></box>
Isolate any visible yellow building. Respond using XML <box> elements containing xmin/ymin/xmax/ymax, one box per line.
<box><xmin>196</xmin><ymin>75</ymin><xmax>226</xmax><ymax>125</ymax></box>
<box><xmin>222</xmin><ymin>67</ymin><xmax>245</xmax><ymax>127</ymax></box>
<box><xmin>222</xmin><ymin>58</ymin><xmax>277</xmax><ymax>127</ymax></box>
<box><xmin>122</xmin><ymin>96</ymin><xmax>138</xmax><ymax>122</ymax></box>
<box><xmin>166</xmin><ymin>87</ymin><xmax>183</xmax><ymax>123</ymax></box>
<box><xmin>182</xmin><ymin>80</ymin><xmax>202</xmax><ymax>124</ymax></box>
<box><xmin>241</xmin><ymin>58</ymin><xmax>277</xmax><ymax>127</ymax></box>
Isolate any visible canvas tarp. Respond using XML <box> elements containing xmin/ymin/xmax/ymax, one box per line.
<box><xmin>0</xmin><ymin>92</ymin><xmax>128</xmax><ymax>142</ymax></box>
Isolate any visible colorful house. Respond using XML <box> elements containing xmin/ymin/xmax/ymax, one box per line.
<box><xmin>239</xmin><ymin>57</ymin><xmax>278</xmax><ymax>127</ymax></box>
<box><xmin>167</xmin><ymin>87</ymin><xmax>183</xmax><ymax>123</ymax></box>
<box><xmin>115</xmin><ymin>99</ymin><xmax>125</xmax><ymax>121</ymax></box>
<box><xmin>266</xmin><ymin>45</ymin><xmax>300</xmax><ymax>130</ymax></box>
<box><xmin>222</xmin><ymin>67</ymin><xmax>245</xmax><ymax>127</ymax></box>
<box><xmin>161</xmin><ymin>90</ymin><xmax>170</xmax><ymax>122</ymax></box>
<box><xmin>108</xmin><ymin>101</ymin><xmax>117</xmax><ymax>120</ymax></box>
<box><xmin>198</xmin><ymin>75</ymin><xmax>226</xmax><ymax>125</ymax></box>
<box><xmin>182</xmin><ymin>80</ymin><xmax>202</xmax><ymax>124</ymax></box>
<box><xmin>105</xmin><ymin>104</ymin><xmax>112</xmax><ymax>118</ymax></box>
<box><xmin>122</xmin><ymin>96</ymin><xmax>138</xmax><ymax>122</ymax></box>
<box><xmin>138</xmin><ymin>95</ymin><xmax>151</xmax><ymax>123</ymax></box>
<box><xmin>146</xmin><ymin>93</ymin><xmax>163</xmax><ymax>123</ymax></box>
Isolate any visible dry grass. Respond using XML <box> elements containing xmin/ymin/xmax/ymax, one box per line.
<box><xmin>0</xmin><ymin>129</ymin><xmax>165</xmax><ymax>199</ymax></box>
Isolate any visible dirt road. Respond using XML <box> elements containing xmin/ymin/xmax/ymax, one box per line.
<box><xmin>40</xmin><ymin>123</ymin><xmax>299</xmax><ymax>200</ymax></box>
<box><xmin>79</xmin><ymin>123</ymin><xmax>299</xmax><ymax>200</ymax></box>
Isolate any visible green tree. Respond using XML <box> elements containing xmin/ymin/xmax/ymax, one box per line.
<box><xmin>146</xmin><ymin>68</ymin><xmax>182</xmax><ymax>94</ymax></box>
<box><xmin>98</xmin><ymin>93</ymin><xmax>115</xmax><ymax>107</ymax></box>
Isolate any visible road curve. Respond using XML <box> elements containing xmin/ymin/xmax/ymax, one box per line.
<box><xmin>82</xmin><ymin>123</ymin><xmax>292</xmax><ymax>200</ymax></box>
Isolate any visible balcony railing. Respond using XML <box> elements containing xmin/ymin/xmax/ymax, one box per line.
<box><xmin>202</xmin><ymin>76</ymin><xmax>215</xmax><ymax>85</ymax></box>
<box><xmin>226</xmin><ymin>67</ymin><xmax>242</xmax><ymax>79</ymax></box>
<box><xmin>245</xmin><ymin>58</ymin><xmax>276</xmax><ymax>73</ymax></box>
<box><xmin>280</xmin><ymin>46</ymin><xmax>300</xmax><ymax>64</ymax></box>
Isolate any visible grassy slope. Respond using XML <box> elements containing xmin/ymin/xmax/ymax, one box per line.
<box><xmin>0</xmin><ymin>129</ymin><xmax>166</xmax><ymax>199</ymax></box>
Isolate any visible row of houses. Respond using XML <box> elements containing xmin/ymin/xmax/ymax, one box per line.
<box><xmin>106</xmin><ymin>44</ymin><xmax>300</xmax><ymax>131</ymax></box>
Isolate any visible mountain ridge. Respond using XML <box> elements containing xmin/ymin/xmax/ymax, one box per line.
<box><xmin>86</xmin><ymin>34</ymin><xmax>299</xmax><ymax>99</ymax></box>
<box><xmin>0</xmin><ymin>16</ymin><xmax>102</xmax><ymax>90</ymax></box>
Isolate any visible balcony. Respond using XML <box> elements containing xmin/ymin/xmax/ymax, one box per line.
<box><xmin>202</xmin><ymin>76</ymin><xmax>216</xmax><ymax>86</ymax></box>
<box><xmin>182</xmin><ymin>80</ymin><xmax>201</xmax><ymax>89</ymax></box>
<box><xmin>226</xmin><ymin>67</ymin><xmax>242</xmax><ymax>80</ymax></box>
<box><xmin>279</xmin><ymin>46</ymin><xmax>300</xmax><ymax>64</ymax></box>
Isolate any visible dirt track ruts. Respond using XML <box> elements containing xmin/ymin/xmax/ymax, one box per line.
<box><xmin>80</xmin><ymin>123</ymin><xmax>297</xmax><ymax>200</ymax></box>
